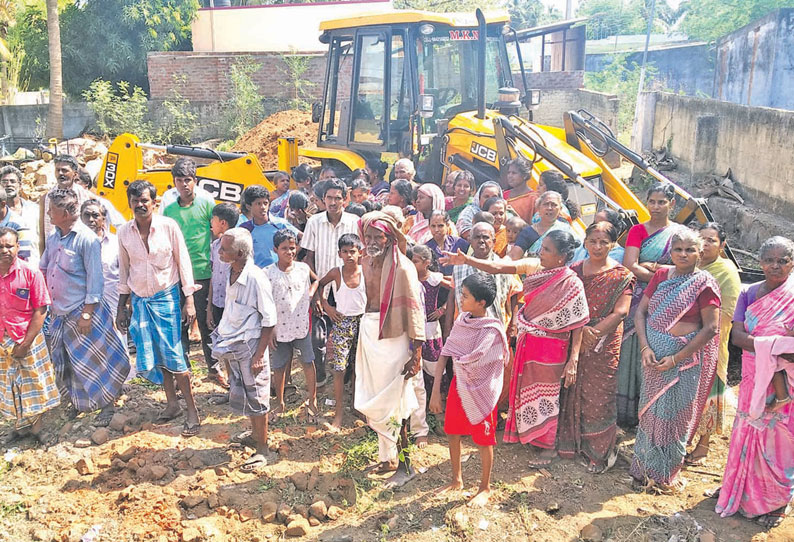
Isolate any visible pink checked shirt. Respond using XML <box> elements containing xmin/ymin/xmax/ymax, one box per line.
<box><xmin>0</xmin><ymin>259</ymin><xmax>50</xmax><ymax>342</ymax></box>
<box><xmin>117</xmin><ymin>214</ymin><xmax>198</xmax><ymax>298</ymax></box>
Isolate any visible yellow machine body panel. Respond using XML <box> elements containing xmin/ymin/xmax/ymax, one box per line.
<box><xmin>298</xmin><ymin>147</ymin><xmax>367</xmax><ymax>172</ymax></box>
<box><xmin>319</xmin><ymin>10</ymin><xmax>509</xmax><ymax>31</ymax></box>
<box><xmin>537</xmin><ymin>124</ymin><xmax>651</xmax><ymax>223</ymax></box>
<box><xmin>96</xmin><ymin>133</ymin><xmax>275</xmax><ymax>219</ymax></box>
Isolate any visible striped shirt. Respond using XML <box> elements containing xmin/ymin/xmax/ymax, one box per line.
<box><xmin>300</xmin><ymin>211</ymin><xmax>359</xmax><ymax>296</ymax></box>
<box><xmin>0</xmin><ymin>208</ymin><xmax>33</xmax><ymax>262</ymax></box>
<box><xmin>451</xmin><ymin>252</ymin><xmax>522</xmax><ymax>326</ymax></box>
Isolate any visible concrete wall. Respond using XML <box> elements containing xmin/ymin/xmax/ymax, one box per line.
<box><xmin>533</xmin><ymin>88</ymin><xmax>619</xmax><ymax>132</ymax></box>
<box><xmin>713</xmin><ymin>8</ymin><xmax>794</xmax><ymax>110</ymax></box>
<box><xmin>192</xmin><ymin>0</ymin><xmax>393</xmax><ymax>53</ymax></box>
<box><xmin>640</xmin><ymin>91</ymin><xmax>794</xmax><ymax>214</ymax></box>
<box><xmin>0</xmin><ymin>103</ymin><xmax>95</xmax><ymax>141</ymax></box>
<box><xmin>147</xmin><ymin>51</ymin><xmax>327</xmax><ymax>102</ymax></box>
<box><xmin>586</xmin><ymin>43</ymin><xmax>713</xmax><ymax>97</ymax></box>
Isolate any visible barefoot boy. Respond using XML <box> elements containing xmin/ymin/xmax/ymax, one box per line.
<box><xmin>266</xmin><ymin>230</ymin><xmax>319</xmax><ymax>421</ymax></box>
<box><xmin>211</xmin><ymin>228</ymin><xmax>277</xmax><ymax>472</ymax></box>
<box><xmin>313</xmin><ymin>233</ymin><xmax>366</xmax><ymax>430</ymax></box>
<box><xmin>429</xmin><ymin>272</ymin><xmax>509</xmax><ymax>507</ymax></box>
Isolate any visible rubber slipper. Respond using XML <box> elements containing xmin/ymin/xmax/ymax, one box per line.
<box><xmin>207</xmin><ymin>394</ymin><xmax>229</xmax><ymax>406</ymax></box>
<box><xmin>181</xmin><ymin>421</ymin><xmax>201</xmax><ymax>438</ymax></box>
<box><xmin>240</xmin><ymin>454</ymin><xmax>268</xmax><ymax>472</ymax></box>
<box><xmin>155</xmin><ymin>410</ymin><xmax>182</xmax><ymax>424</ymax></box>
<box><xmin>94</xmin><ymin>409</ymin><xmax>115</xmax><ymax>428</ymax></box>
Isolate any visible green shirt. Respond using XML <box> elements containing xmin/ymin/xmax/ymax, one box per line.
<box><xmin>163</xmin><ymin>197</ymin><xmax>214</xmax><ymax>280</ymax></box>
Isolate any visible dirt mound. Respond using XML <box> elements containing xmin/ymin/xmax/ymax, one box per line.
<box><xmin>232</xmin><ymin>110</ymin><xmax>317</xmax><ymax>170</ymax></box>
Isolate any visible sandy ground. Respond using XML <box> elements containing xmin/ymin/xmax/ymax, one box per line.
<box><xmin>1</xmin><ymin>349</ymin><xmax>792</xmax><ymax>542</ymax></box>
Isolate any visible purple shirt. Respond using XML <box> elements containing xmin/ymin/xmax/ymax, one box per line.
<box><xmin>733</xmin><ymin>282</ymin><xmax>762</xmax><ymax>323</ymax></box>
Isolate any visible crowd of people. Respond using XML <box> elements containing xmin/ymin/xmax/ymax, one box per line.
<box><xmin>0</xmin><ymin>154</ymin><xmax>793</xmax><ymax>525</ymax></box>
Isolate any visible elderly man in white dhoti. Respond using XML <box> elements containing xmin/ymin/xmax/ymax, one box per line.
<box><xmin>355</xmin><ymin>211</ymin><xmax>426</xmax><ymax>488</ymax></box>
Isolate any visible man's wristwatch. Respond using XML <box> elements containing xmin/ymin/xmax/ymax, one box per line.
<box><xmin>80</xmin><ymin>312</ymin><xmax>92</xmax><ymax>321</ymax></box>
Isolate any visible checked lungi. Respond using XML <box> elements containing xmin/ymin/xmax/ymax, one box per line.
<box><xmin>129</xmin><ymin>284</ymin><xmax>189</xmax><ymax>385</ymax></box>
<box><xmin>47</xmin><ymin>300</ymin><xmax>130</xmax><ymax>412</ymax></box>
<box><xmin>0</xmin><ymin>333</ymin><xmax>60</xmax><ymax>428</ymax></box>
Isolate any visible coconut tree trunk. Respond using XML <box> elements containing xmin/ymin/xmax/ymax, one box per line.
<box><xmin>45</xmin><ymin>0</ymin><xmax>63</xmax><ymax>139</ymax></box>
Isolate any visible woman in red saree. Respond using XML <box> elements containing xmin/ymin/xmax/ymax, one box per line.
<box><xmin>441</xmin><ymin>229</ymin><xmax>589</xmax><ymax>467</ymax></box>
<box><xmin>557</xmin><ymin>221</ymin><xmax>635</xmax><ymax>473</ymax></box>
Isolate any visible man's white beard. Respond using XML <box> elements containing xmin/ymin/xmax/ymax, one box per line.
<box><xmin>366</xmin><ymin>246</ymin><xmax>385</xmax><ymax>258</ymax></box>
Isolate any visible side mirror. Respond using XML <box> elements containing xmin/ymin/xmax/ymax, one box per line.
<box><xmin>419</xmin><ymin>94</ymin><xmax>435</xmax><ymax>118</ymax></box>
<box><xmin>311</xmin><ymin>102</ymin><xmax>322</xmax><ymax>123</ymax></box>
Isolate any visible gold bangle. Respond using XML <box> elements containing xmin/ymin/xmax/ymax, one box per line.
<box><xmin>640</xmin><ymin>346</ymin><xmax>650</xmax><ymax>353</ymax></box>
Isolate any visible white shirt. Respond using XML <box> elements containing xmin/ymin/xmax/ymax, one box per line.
<box><xmin>209</xmin><ymin>238</ymin><xmax>230</xmax><ymax>308</ymax></box>
<box><xmin>265</xmin><ymin>261</ymin><xmax>312</xmax><ymax>342</ymax></box>
<box><xmin>100</xmin><ymin>231</ymin><xmax>120</xmax><ymax>310</ymax></box>
<box><xmin>215</xmin><ymin>260</ymin><xmax>277</xmax><ymax>348</ymax></box>
<box><xmin>300</xmin><ymin>211</ymin><xmax>358</xmax><ymax>296</ymax></box>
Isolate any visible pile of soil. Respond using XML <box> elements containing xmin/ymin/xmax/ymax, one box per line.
<box><xmin>232</xmin><ymin>110</ymin><xmax>317</xmax><ymax>170</ymax></box>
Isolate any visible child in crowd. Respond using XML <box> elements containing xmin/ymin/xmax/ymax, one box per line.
<box><xmin>286</xmin><ymin>191</ymin><xmax>310</xmax><ymax>233</ymax></box>
<box><xmin>429</xmin><ymin>272</ymin><xmax>509</xmax><ymax>507</ymax></box>
<box><xmin>292</xmin><ymin>163</ymin><xmax>314</xmax><ymax>195</ymax></box>
<box><xmin>269</xmin><ymin>170</ymin><xmax>291</xmax><ymax>218</ymax></box>
<box><xmin>504</xmin><ymin>216</ymin><xmax>527</xmax><ymax>256</ymax></box>
<box><xmin>411</xmin><ymin>244</ymin><xmax>452</xmax><ymax>446</ymax></box>
<box><xmin>240</xmin><ymin>185</ymin><xmax>298</xmax><ymax>268</ymax></box>
<box><xmin>313</xmin><ymin>234</ymin><xmax>366</xmax><ymax>431</ymax></box>
<box><xmin>266</xmin><ymin>230</ymin><xmax>319</xmax><ymax>421</ymax></box>
<box><xmin>309</xmin><ymin>180</ymin><xmax>328</xmax><ymax>215</ymax></box>
<box><xmin>484</xmin><ymin>197</ymin><xmax>509</xmax><ymax>257</ymax></box>
<box><xmin>472</xmin><ymin>211</ymin><xmax>494</xmax><ymax>227</ymax></box>
<box><xmin>350</xmin><ymin>178</ymin><xmax>370</xmax><ymax>204</ymax></box>
<box><xmin>207</xmin><ymin>203</ymin><xmax>241</xmax><ymax>404</ymax></box>
<box><xmin>345</xmin><ymin>203</ymin><xmax>366</xmax><ymax>217</ymax></box>
<box><xmin>212</xmin><ymin>228</ymin><xmax>276</xmax><ymax>472</ymax></box>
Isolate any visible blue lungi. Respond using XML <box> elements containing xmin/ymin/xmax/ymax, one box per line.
<box><xmin>130</xmin><ymin>284</ymin><xmax>188</xmax><ymax>385</ymax></box>
<box><xmin>47</xmin><ymin>300</ymin><xmax>130</xmax><ymax>412</ymax></box>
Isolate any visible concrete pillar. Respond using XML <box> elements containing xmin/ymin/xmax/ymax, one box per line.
<box><xmin>631</xmin><ymin>91</ymin><xmax>657</xmax><ymax>153</ymax></box>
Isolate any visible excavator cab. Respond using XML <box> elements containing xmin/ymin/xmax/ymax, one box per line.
<box><xmin>309</xmin><ymin>11</ymin><xmax>513</xmax><ymax>177</ymax></box>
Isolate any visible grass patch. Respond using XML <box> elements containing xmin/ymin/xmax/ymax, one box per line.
<box><xmin>258</xmin><ymin>479</ymin><xmax>276</xmax><ymax>492</ymax></box>
<box><xmin>341</xmin><ymin>430</ymin><xmax>378</xmax><ymax>473</ymax></box>
<box><xmin>189</xmin><ymin>358</ymin><xmax>209</xmax><ymax>377</ymax></box>
<box><xmin>129</xmin><ymin>377</ymin><xmax>159</xmax><ymax>391</ymax></box>
<box><xmin>0</xmin><ymin>501</ymin><xmax>26</xmax><ymax>518</ymax></box>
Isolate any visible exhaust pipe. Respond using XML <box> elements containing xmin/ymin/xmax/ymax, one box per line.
<box><xmin>476</xmin><ymin>8</ymin><xmax>486</xmax><ymax>120</ymax></box>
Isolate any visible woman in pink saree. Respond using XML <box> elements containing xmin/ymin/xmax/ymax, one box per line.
<box><xmin>717</xmin><ymin>236</ymin><xmax>794</xmax><ymax>529</ymax></box>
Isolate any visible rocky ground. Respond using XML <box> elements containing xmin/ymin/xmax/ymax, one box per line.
<box><xmin>1</xmin><ymin>351</ymin><xmax>792</xmax><ymax>542</ymax></box>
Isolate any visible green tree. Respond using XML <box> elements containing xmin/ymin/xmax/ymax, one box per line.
<box><xmin>8</xmin><ymin>3</ymin><xmax>49</xmax><ymax>90</ymax></box>
<box><xmin>679</xmin><ymin>0</ymin><xmax>794</xmax><ymax>42</ymax></box>
<box><xmin>11</xmin><ymin>0</ymin><xmax>199</xmax><ymax>97</ymax></box>
<box><xmin>393</xmin><ymin>0</ymin><xmax>502</xmax><ymax>12</ymax></box>
<box><xmin>577</xmin><ymin>0</ymin><xmax>676</xmax><ymax>39</ymax></box>
<box><xmin>585</xmin><ymin>53</ymin><xmax>658</xmax><ymax>137</ymax></box>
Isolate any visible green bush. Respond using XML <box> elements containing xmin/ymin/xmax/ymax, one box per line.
<box><xmin>279</xmin><ymin>52</ymin><xmax>315</xmax><ymax>111</ymax></box>
<box><xmin>155</xmin><ymin>75</ymin><xmax>197</xmax><ymax>144</ymax></box>
<box><xmin>83</xmin><ymin>79</ymin><xmax>153</xmax><ymax>139</ymax></box>
<box><xmin>222</xmin><ymin>57</ymin><xmax>264</xmax><ymax>140</ymax></box>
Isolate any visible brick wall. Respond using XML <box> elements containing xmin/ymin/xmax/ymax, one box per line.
<box><xmin>532</xmin><ymin>89</ymin><xmax>619</xmax><ymax>132</ymax></box>
<box><xmin>148</xmin><ymin>51</ymin><xmax>327</xmax><ymax>103</ymax></box>
<box><xmin>513</xmin><ymin>70</ymin><xmax>585</xmax><ymax>91</ymax></box>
